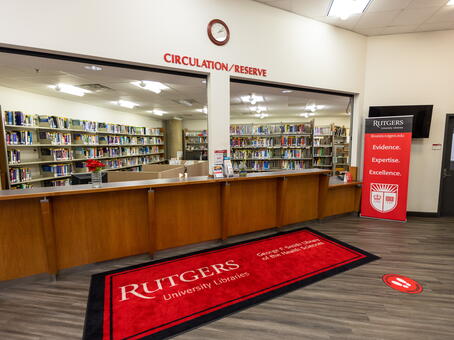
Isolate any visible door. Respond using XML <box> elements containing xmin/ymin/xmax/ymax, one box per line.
<box><xmin>440</xmin><ymin>114</ymin><xmax>454</xmax><ymax>216</ymax></box>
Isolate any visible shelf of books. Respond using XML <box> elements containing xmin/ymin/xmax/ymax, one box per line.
<box><xmin>230</xmin><ymin>122</ymin><xmax>314</xmax><ymax>172</ymax></box>
<box><xmin>183</xmin><ymin>129</ymin><xmax>208</xmax><ymax>160</ymax></box>
<box><xmin>1</xmin><ymin>111</ymin><xmax>166</xmax><ymax>189</ymax></box>
<box><xmin>333</xmin><ymin>125</ymin><xmax>350</xmax><ymax>174</ymax></box>
<box><xmin>229</xmin><ymin>122</ymin><xmax>351</xmax><ymax>174</ymax></box>
<box><xmin>313</xmin><ymin>125</ymin><xmax>334</xmax><ymax>173</ymax></box>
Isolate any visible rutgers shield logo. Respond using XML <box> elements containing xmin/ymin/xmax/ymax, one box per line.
<box><xmin>370</xmin><ymin>183</ymin><xmax>398</xmax><ymax>213</ymax></box>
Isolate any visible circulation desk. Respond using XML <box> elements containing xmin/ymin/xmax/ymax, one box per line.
<box><xmin>0</xmin><ymin>169</ymin><xmax>361</xmax><ymax>282</ymax></box>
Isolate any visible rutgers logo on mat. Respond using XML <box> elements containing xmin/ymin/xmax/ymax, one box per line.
<box><xmin>370</xmin><ymin>183</ymin><xmax>398</xmax><ymax>213</ymax></box>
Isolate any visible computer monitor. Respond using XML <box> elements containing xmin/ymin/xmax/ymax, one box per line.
<box><xmin>71</xmin><ymin>172</ymin><xmax>107</xmax><ymax>185</ymax></box>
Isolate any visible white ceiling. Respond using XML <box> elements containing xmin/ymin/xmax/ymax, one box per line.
<box><xmin>0</xmin><ymin>53</ymin><xmax>208</xmax><ymax>120</ymax></box>
<box><xmin>254</xmin><ymin>0</ymin><xmax>454</xmax><ymax>36</ymax></box>
<box><xmin>0</xmin><ymin>52</ymin><xmax>351</xmax><ymax>121</ymax></box>
<box><xmin>230</xmin><ymin>82</ymin><xmax>351</xmax><ymax>120</ymax></box>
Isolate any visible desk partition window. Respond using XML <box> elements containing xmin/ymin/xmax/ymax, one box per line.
<box><xmin>0</xmin><ymin>50</ymin><xmax>207</xmax><ymax>190</ymax></box>
<box><xmin>229</xmin><ymin>79</ymin><xmax>353</xmax><ymax>176</ymax></box>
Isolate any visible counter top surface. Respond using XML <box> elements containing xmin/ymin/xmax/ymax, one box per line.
<box><xmin>329</xmin><ymin>177</ymin><xmax>362</xmax><ymax>187</ymax></box>
<box><xmin>0</xmin><ymin>169</ymin><xmax>334</xmax><ymax>201</ymax></box>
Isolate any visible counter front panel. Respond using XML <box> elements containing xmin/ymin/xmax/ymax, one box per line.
<box><xmin>0</xmin><ymin>169</ymin><xmax>361</xmax><ymax>282</ymax></box>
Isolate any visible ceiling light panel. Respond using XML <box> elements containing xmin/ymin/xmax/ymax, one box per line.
<box><xmin>328</xmin><ymin>0</ymin><xmax>371</xmax><ymax>20</ymax></box>
<box><xmin>147</xmin><ymin>109</ymin><xmax>166</xmax><ymax>116</ymax></box>
<box><xmin>49</xmin><ymin>83</ymin><xmax>91</xmax><ymax>97</ymax></box>
<box><xmin>196</xmin><ymin>106</ymin><xmax>208</xmax><ymax>114</ymax></box>
<box><xmin>114</xmin><ymin>100</ymin><xmax>138</xmax><ymax>109</ymax></box>
<box><xmin>84</xmin><ymin>65</ymin><xmax>103</xmax><ymax>71</ymax></box>
<box><xmin>241</xmin><ymin>94</ymin><xmax>264</xmax><ymax>105</ymax></box>
<box><xmin>131</xmin><ymin>80</ymin><xmax>169</xmax><ymax>94</ymax></box>
<box><xmin>254</xmin><ymin>113</ymin><xmax>269</xmax><ymax>119</ymax></box>
<box><xmin>250</xmin><ymin>106</ymin><xmax>267</xmax><ymax>113</ymax></box>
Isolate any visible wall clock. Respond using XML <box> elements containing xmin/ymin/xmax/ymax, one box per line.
<box><xmin>207</xmin><ymin>19</ymin><xmax>230</xmax><ymax>46</ymax></box>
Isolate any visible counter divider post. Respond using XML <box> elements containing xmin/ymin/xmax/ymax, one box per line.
<box><xmin>39</xmin><ymin>196</ymin><xmax>58</xmax><ymax>278</ymax></box>
<box><xmin>147</xmin><ymin>188</ymin><xmax>156</xmax><ymax>258</ymax></box>
<box><xmin>317</xmin><ymin>173</ymin><xmax>330</xmax><ymax>219</ymax></box>
<box><xmin>221</xmin><ymin>181</ymin><xmax>230</xmax><ymax>241</ymax></box>
<box><xmin>354</xmin><ymin>183</ymin><xmax>362</xmax><ymax>215</ymax></box>
<box><xmin>276</xmin><ymin>176</ymin><xmax>288</xmax><ymax>230</ymax></box>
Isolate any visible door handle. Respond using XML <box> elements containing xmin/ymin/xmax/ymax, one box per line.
<box><xmin>442</xmin><ymin>168</ymin><xmax>451</xmax><ymax>177</ymax></box>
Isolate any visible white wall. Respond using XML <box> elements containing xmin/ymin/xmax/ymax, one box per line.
<box><xmin>0</xmin><ymin>0</ymin><xmax>367</xmax><ymax>169</ymax></box>
<box><xmin>363</xmin><ymin>30</ymin><xmax>454</xmax><ymax>213</ymax></box>
<box><xmin>0</xmin><ymin>86</ymin><xmax>162</xmax><ymax>127</ymax></box>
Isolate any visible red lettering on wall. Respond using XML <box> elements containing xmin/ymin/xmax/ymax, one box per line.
<box><xmin>163</xmin><ymin>53</ymin><xmax>172</xmax><ymax>63</ymax></box>
<box><xmin>162</xmin><ymin>53</ymin><xmax>268</xmax><ymax>77</ymax></box>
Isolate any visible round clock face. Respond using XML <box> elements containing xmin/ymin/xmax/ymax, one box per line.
<box><xmin>208</xmin><ymin>19</ymin><xmax>230</xmax><ymax>46</ymax></box>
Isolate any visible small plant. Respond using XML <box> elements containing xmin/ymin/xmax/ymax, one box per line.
<box><xmin>85</xmin><ymin>159</ymin><xmax>105</xmax><ymax>172</ymax></box>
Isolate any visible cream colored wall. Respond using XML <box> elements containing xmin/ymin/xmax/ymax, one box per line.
<box><xmin>0</xmin><ymin>86</ymin><xmax>162</xmax><ymax>127</ymax></box>
<box><xmin>0</xmin><ymin>0</ymin><xmax>367</xmax><ymax>170</ymax></box>
<box><xmin>182</xmin><ymin>119</ymin><xmax>208</xmax><ymax>131</ymax></box>
<box><xmin>363</xmin><ymin>29</ymin><xmax>454</xmax><ymax>213</ymax></box>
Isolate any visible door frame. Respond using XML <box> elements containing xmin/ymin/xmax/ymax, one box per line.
<box><xmin>437</xmin><ymin>113</ymin><xmax>454</xmax><ymax>216</ymax></box>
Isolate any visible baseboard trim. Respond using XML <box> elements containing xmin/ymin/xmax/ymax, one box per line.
<box><xmin>407</xmin><ymin>211</ymin><xmax>439</xmax><ymax>217</ymax></box>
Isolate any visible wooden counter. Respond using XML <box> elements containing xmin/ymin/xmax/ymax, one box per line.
<box><xmin>0</xmin><ymin>169</ymin><xmax>361</xmax><ymax>282</ymax></box>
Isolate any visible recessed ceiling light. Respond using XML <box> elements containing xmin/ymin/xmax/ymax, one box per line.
<box><xmin>305</xmin><ymin>104</ymin><xmax>324</xmax><ymax>112</ymax></box>
<box><xmin>299</xmin><ymin>113</ymin><xmax>309</xmax><ymax>118</ymax></box>
<box><xmin>328</xmin><ymin>0</ymin><xmax>371</xmax><ymax>20</ymax></box>
<box><xmin>131</xmin><ymin>80</ymin><xmax>169</xmax><ymax>94</ymax></box>
<box><xmin>173</xmin><ymin>117</ymin><xmax>183</xmax><ymax>120</ymax></box>
<box><xmin>147</xmin><ymin>109</ymin><xmax>166</xmax><ymax>116</ymax></box>
<box><xmin>250</xmin><ymin>106</ymin><xmax>267</xmax><ymax>113</ymax></box>
<box><xmin>241</xmin><ymin>94</ymin><xmax>264</xmax><ymax>105</ymax></box>
<box><xmin>254</xmin><ymin>113</ymin><xmax>269</xmax><ymax>119</ymax></box>
<box><xmin>448</xmin><ymin>0</ymin><xmax>454</xmax><ymax>5</ymax></box>
<box><xmin>84</xmin><ymin>65</ymin><xmax>103</xmax><ymax>71</ymax></box>
<box><xmin>113</xmin><ymin>100</ymin><xmax>138</xmax><ymax>109</ymax></box>
<box><xmin>196</xmin><ymin>106</ymin><xmax>208</xmax><ymax>114</ymax></box>
<box><xmin>49</xmin><ymin>83</ymin><xmax>91</xmax><ymax>97</ymax></box>
<box><xmin>281</xmin><ymin>90</ymin><xmax>292</xmax><ymax>93</ymax></box>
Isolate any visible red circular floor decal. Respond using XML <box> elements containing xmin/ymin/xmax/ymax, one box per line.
<box><xmin>382</xmin><ymin>274</ymin><xmax>423</xmax><ymax>294</ymax></box>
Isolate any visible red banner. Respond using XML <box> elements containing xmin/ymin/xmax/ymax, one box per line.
<box><xmin>360</xmin><ymin>116</ymin><xmax>413</xmax><ymax>221</ymax></box>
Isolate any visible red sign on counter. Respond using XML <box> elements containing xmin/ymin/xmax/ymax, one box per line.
<box><xmin>360</xmin><ymin>116</ymin><xmax>413</xmax><ymax>221</ymax></box>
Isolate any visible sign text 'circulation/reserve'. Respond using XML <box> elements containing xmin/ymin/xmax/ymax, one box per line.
<box><xmin>164</xmin><ymin>53</ymin><xmax>268</xmax><ymax>77</ymax></box>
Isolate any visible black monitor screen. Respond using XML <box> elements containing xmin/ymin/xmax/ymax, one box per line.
<box><xmin>369</xmin><ymin>105</ymin><xmax>433</xmax><ymax>138</ymax></box>
<box><xmin>71</xmin><ymin>172</ymin><xmax>107</xmax><ymax>185</ymax></box>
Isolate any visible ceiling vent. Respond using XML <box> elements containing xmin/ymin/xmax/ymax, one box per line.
<box><xmin>78</xmin><ymin>84</ymin><xmax>113</xmax><ymax>93</ymax></box>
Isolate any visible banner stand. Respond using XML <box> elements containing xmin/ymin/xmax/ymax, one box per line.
<box><xmin>360</xmin><ymin>115</ymin><xmax>413</xmax><ymax>222</ymax></box>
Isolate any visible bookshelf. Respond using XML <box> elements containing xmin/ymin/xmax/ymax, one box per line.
<box><xmin>230</xmin><ymin>122</ymin><xmax>314</xmax><ymax>172</ymax></box>
<box><xmin>313</xmin><ymin>125</ymin><xmax>333</xmax><ymax>173</ymax></box>
<box><xmin>333</xmin><ymin>125</ymin><xmax>350</xmax><ymax>174</ymax></box>
<box><xmin>1</xmin><ymin>111</ymin><xmax>166</xmax><ymax>189</ymax></box>
<box><xmin>229</xmin><ymin>122</ymin><xmax>350</xmax><ymax>174</ymax></box>
<box><xmin>183</xmin><ymin>129</ymin><xmax>208</xmax><ymax>160</ymax></box>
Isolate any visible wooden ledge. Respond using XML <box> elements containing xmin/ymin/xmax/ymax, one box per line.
<box><xmin>0</xmin><ymin>169</ymin><xmax>330</xmax><ymax>201</ymax></box>
<box><xmin>328</xmin><ymin>181</ymin><xmax>362</xmax><ymax>189</ymax></box>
